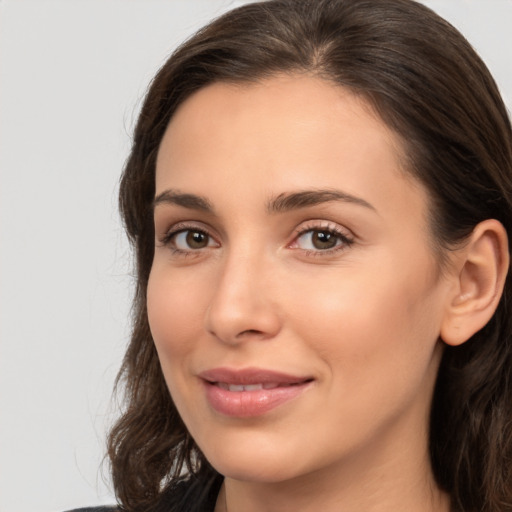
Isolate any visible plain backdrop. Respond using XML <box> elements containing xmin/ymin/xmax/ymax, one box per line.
<box><xmin>0</xmin><ymin>1</ymin><xmax>510</xmax><ymax>511</ymax></box>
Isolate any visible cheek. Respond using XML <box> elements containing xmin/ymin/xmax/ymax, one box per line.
<box><xmin>146</xmin><ymin>265</ymin><xmax>215</xmax><ymax>424</ymax></box>
<box><xmin>286</xmin><ymin>254</ymin><xmax>443</xmax><ymax>387</ymax></box>
<box><xmin>281</xmin><ymin>262</ymin><xmax>444</xmax><ymax>456</ymax></box>
<box><xmin>147</xmin><ymin>267</ymin><xmax>208</xmax><ymax>362</ymax></box>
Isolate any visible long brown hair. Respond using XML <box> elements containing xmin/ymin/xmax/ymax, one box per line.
<box><xmin>109</xmin><ymin>1</ymin><xmax>512</xmax><ymax>511</ymax></box>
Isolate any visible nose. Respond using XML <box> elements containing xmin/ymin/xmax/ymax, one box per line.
<box><xmin>204</xmin><ymin>251</ymin><xmax>282</xmax><ymax>345</ymax></box>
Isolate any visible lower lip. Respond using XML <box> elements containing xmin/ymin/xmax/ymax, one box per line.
<box><xmin>203</xmin><ymin>381</ymin><xmax>312</xmax><ymax>418</ymax></box>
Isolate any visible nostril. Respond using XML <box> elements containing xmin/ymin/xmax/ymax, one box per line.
<box><xmin>238</xmin><ymin>329</ymin><xmax>263</xmax><ymax>336</ymax></box>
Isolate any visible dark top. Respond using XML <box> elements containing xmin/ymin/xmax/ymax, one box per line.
<box><xmin>65</xmin><ymin>509</ymin><xmax>117</xmax><ymax>512</ymax></box>
<box><xmin>65</xmin><ymin>473</ymin><xmax>223</xmax><ymax>512</ymax></box>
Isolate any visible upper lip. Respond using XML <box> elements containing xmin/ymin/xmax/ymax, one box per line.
<box><xmin>199</xmin><ymin>367</ymin><xmax>313</xmax><ymax>385</ymax></box>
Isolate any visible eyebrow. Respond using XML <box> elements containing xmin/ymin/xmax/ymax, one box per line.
<box><xmin>152</xmin><ymin>188</ymin><xmax>376</xmax><ymax>214</ymax></box>
<box><xmin>153</xmin><ymin>190</ymin><xmax>214</xmax><ymax>212</ymax></box>
<box><xmin>267</xmin><ymin>189</ymin><xmax>376</xmax><ymax>213</ymax></box>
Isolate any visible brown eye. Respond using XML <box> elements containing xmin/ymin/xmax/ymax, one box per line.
<box><xmin>186</xmin><ymin>230</ymin><xmax>209</xmax><ymax>248</ymax></box>
<box><xmin>173</xmin><ymin>229</ymin><xmax>215</xmax><ymax>250</ymax></box>
<box><xmin>311</xmin><ymin>230</ymin><xmax>338</xmax><ymax>250</ymax></box>
<box><xmin>293</xmin><ymin>227</ymin><xmax>353</xmax><ymax>254</ymax></box>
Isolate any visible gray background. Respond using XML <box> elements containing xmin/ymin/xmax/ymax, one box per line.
<box><xmin>1</xmin><ymin>1</ymin><xmax>511</xmax><ymax>511</ymax></box>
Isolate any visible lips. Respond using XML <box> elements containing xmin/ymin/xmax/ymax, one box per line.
<box><xmin>199</xmin><ymin>367</ymin><xmax>314</xmax><ymax>417</ymax></box>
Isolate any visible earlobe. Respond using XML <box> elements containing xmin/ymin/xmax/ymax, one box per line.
<box><xmin>440</xmin><ymin>219</ymin><xmax>509</xmax><ymax>346</ymax></box>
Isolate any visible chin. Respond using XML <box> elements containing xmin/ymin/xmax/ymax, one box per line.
<box><xmin>209</xmin><ymin>458</ymin><xmax>301</xmax><ymax>484</ymax></box>
<box><xmin>199</xmin><ymin>432</ymin><xmax>309</xmax><ymax>483</ymax></box>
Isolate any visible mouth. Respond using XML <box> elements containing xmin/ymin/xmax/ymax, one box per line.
<box><xmin>198</xmin><ymin>367</ymin><xmax>314</xmax><ymax>417</ymax></box>
<box><xmin>214</xmin><ymin>382</ymin><xmax>305</xmax><ymax>392</ymax></box>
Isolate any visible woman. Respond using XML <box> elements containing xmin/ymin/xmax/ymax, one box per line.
<box><xmin>75</xmin><ymin>0</ymin><xmax>512</xmax><ymax>510</ymax></box>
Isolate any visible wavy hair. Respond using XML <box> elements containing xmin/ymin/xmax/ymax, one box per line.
<box><xmin>108</xmin><ymin>1</ymin><xmax>512</xmax><ymax>511</ymax></box>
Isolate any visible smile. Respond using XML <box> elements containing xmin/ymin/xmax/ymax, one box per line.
<box><xmin>216</xmin><ymin>382</ymin><xmax>297</xmax><ymax>391</ymax></box>
<box><xmin>199</xmin><ymin>367</ymin><xmax>314</xmax><ymax>417</ymax></box>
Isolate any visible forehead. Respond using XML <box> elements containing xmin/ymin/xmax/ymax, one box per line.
<box><xmin>160</xmin><ymin>75</ymin><xmax>401</xmax><ymax>157</ymax></box>
<box><xmin>156</xmin><ymin>74</ymin><xmax>424</xmax><ymax>209</ymax></box>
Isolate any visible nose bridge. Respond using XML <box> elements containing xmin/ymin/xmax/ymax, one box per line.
<box><xmin>205</xmin><ymin>243</ymin><xmax>280</xmax><ymax>343</ymax></box>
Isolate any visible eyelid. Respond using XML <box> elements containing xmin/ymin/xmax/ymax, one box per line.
<box><xmin>158</xmin><ymin>221</ymin><xmax>219</xmax><ymax>248</ymax></box>
<box><xmin>288</xmin><ymin>220</ymin><xmax>355</xmax><ymax>254</ymax></box>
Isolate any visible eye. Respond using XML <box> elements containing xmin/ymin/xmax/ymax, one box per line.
<box><xmin>160</xmin><ymin>225</ymin><xmax>219</xmax><ymax>253</ymax></box>
<box><xmin>290</xmin><ymin>223</ymin><xmax>354</xmax><ymax>255</ymax></box>
<box><xmin>297</xmin><ymin>230</ymin><xmax>341</xmax><ymax>250</ymax></box>
<box><xmin>174</xmin><ymin>229</ymin><xmax>214</xmax><ymax>250</ymax></box>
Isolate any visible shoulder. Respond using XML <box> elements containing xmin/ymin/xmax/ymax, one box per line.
<box><xmin>64</xmin><ymin>473</ymin><xmax>222</xmax><ymax>512</ymax></box>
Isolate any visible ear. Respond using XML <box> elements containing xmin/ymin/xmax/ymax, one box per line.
<box><xmin>441</xmin><ymin>219</ymin><xmax>509</xmax><ymax>346</ymax></box>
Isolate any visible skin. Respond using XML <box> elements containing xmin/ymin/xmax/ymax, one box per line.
<box><xmin>148</xmin><ymin>75</ymin><xmax>454</xmax><ymax>512</ymax></box>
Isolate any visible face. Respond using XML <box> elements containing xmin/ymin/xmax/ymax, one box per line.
<box><xmin>148</xmin><ymin>75</ymin><xmax>452</xmax><ymax>485</ymax></box>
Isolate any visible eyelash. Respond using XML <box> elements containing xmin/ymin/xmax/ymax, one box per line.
<box><xmin>159</xmin><ymin>221</ymin><xmax>354</xmax><ymax>257</ymax></box>
<box><xmin>159</xmin><ymin>223</ymin><xmax>216</xmax><ymax>256</ymax></box>
<box><xmin>291</xmin><ymin>222</ymin><xmax>354</xmax><ymax>256</ymax></box>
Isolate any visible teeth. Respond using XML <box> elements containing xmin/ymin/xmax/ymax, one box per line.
<box><xmin>243</xmin><ymin>384</ymin><xmax>263</xmax><ymax>391</ymax></box>
<box><xmin>228</xmin><ymin>384</ymin><xmax>246</xmax><ymax>392</ymax></box>
<box><xmin>216</xmin><ymin>383</ymin><xmax>282</xmax><ymax>392</ymax></box>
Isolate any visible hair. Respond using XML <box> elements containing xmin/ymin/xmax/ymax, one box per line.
<box><xmin>108</xmin><ymin>1</ymin><xmax>512</xmax><ymax>511</ymax></box>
